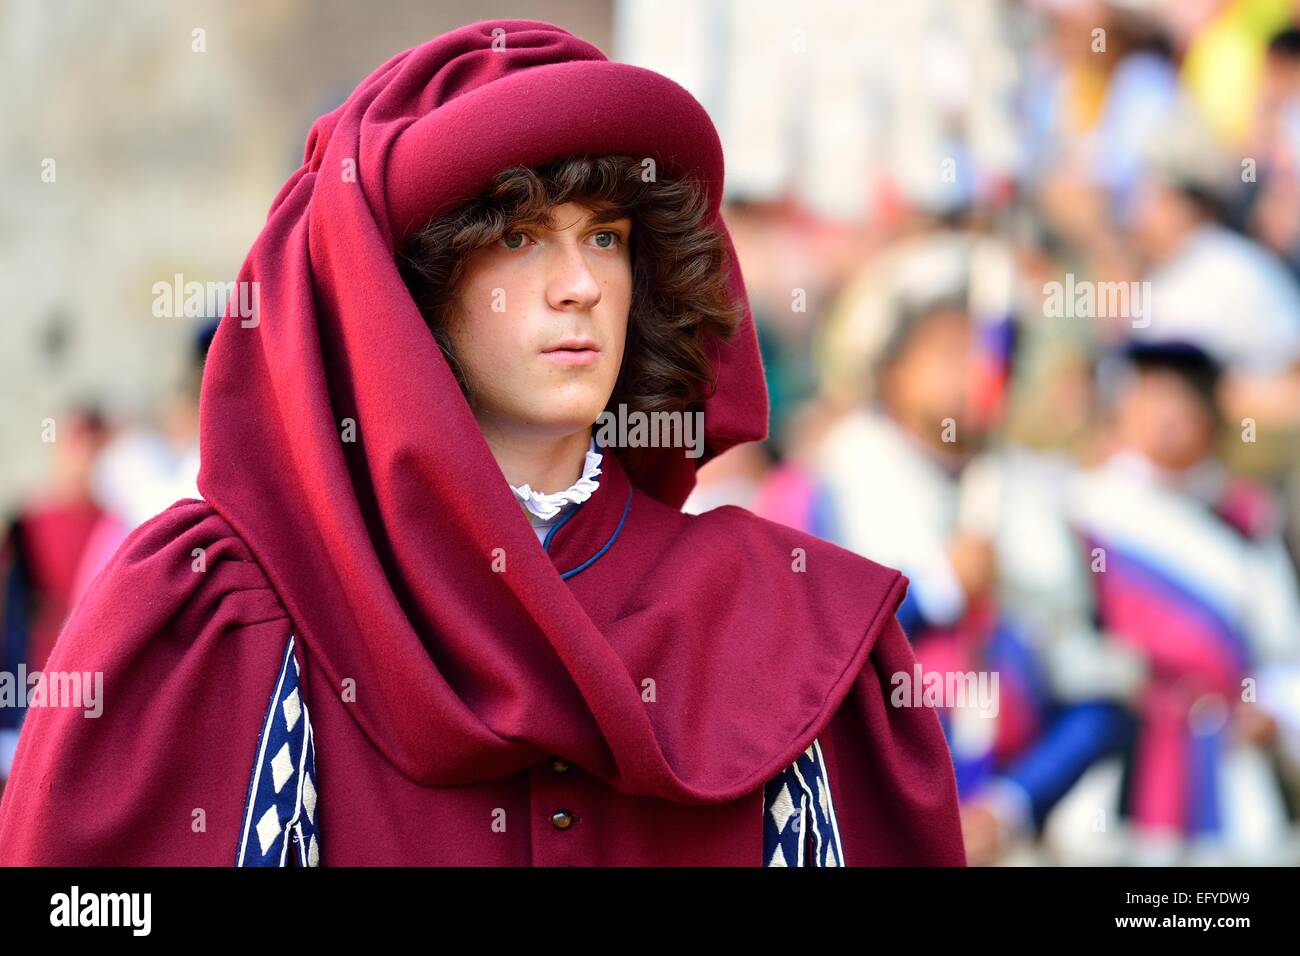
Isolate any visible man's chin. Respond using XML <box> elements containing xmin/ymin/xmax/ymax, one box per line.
<box><xmin>512</xmin><ymin>411</ymin><xmax>607</xmax><ymax>440</ymax></box>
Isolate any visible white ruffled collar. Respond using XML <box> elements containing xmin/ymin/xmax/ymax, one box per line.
<box><xmin>510</xmin><ymin>437</ymin><xmax>603</xmax><ymax>521</ymax></box>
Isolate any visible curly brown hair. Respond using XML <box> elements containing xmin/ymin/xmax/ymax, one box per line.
<box><xmin>397</xmin><ymin>155</ymin><xmax>743</xmax><ymax>458</ymax></box>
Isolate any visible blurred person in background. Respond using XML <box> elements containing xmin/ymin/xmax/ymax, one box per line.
<box><xmin>88</xmin><ymin>319</ymin><xmax>211</xmax><ymax>532</ymax></box>
<box><xmin>61</xmin><ymin>319</ymin><xmax>215</xmax><ymax>604</ymax></box>
<box><xmin>1126</xmin><ymin>110</ymin><xmax>1300</xmax><ymax>379</ymax></box>
<box><xmin>807</xmin><ymin>232</ymin><xmax>1131</xmax><ymax>865</ymax></box>
<box><xmin>1026</xmin><ymin>1</ymin><xmax>1181</xmax><ymax>212</ymax></box>
<box><xmin>1239</xmin><ymin>25</ymin><xmax>1300</xmax><ymax>280</ymax></box>
<box><xmin>0</xmin><ymin>406</ymin><xmax>112</xmax><ymax>793</ymax></box>
<box><xmin>1046</xmin><ymin>340</ymin><xmax>1300</xmax><ymax>864</ymax></box>
<box><xmin>1126</xmin><ymin>104</ymin><xmax>1300</xmax><ymax>525</ymax></box>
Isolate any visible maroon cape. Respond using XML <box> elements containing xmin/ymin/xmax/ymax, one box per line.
<box><xmin>0</xmin><ymin>19</ymin><xmax>963</xmax><ymax>865</ymax></box>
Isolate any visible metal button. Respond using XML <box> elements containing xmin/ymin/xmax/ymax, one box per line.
<box><xmin>550</xmin><ymin>809</ymin><xmax>575</xmax><ymax>830</ymax></box>
<box><xmin>549</xmin><ymin>756</ymin><xmax>571</xmax><ymax>773</ymax></box>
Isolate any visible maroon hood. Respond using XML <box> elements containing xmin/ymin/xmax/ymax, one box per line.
<box><xmin>193</xmin><ymin>19</ymin><xmax>892</xmax><ymax>803</ymax></box>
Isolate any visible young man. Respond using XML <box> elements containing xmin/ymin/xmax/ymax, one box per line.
<box><xmin>0</xmin><ymin>20</ymin><xmax>963</xmax><ymax>866</ymax></box>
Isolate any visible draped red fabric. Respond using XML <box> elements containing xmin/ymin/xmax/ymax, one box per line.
<box><xmin>0</xmin><ymin>19</ymin><xmax>965</xmax><ymax>864</ymax></box>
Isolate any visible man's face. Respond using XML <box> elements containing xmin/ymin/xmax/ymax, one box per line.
<box><xmin>1130</xmin><ymin>180</ymin><xmax>1199</xmax><ymax>264</ymax></box>
<box><xmin>880</xmin><ymin>308</ymin><xmax>979</xmax><ymax>452</ymax></box>
<box><xmin>1114</xmin><ymin>368</ymin><xmax>1217</xmax><ymax>472</ymax></box>
<box><xmin>445</xmin><ymin>201</ymin><xmax>632</xmax><ymax>441</ymax></box>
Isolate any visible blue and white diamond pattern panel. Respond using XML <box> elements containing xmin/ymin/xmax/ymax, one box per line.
<box><xmin>762</xmin><ymin>738</ymin><xmax>844</xmax><ymax>866</ymax></box>
<box><xmin>236</xmin><ymin>633</ymin><xmax>321</xmax><ymax>867</ymax></box>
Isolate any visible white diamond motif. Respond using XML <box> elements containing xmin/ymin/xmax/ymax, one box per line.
<box><xmin>767</xmin><ymin>780</ymin><xmax>798</xmax><ymax>832</ymax></box>
<box><xmin>256</xmin><ymin>806</ymin><xmax>282</xmax><ymax>855</ymax></box>
<box><xmin>302</xmin><ymin>769</ymin><xmax>317</xmax><ymax>824</ymax></box>
<box><xmin>270</xmin><ymin>742</ymin><xmax>294</xmax><ymax>793</ymax></box>
<box><xmin>282</xmin><ymin>687</ymin><xmax>301</xmax><ymax>732</ymax></box>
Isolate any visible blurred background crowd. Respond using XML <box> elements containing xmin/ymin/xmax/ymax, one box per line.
<box><xmin>3</xmin><ymin>0</ymin><xmax>1300</xmax><ymax>865</ymax></box>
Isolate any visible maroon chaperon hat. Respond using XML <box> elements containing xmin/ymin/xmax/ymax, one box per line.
<box><xmin>386</xmin><ymin>54</ymin><xmax>727</xmax><ymax>242</ymax></box>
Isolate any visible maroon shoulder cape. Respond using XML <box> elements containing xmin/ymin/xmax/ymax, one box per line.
<box><xmin>0</xmin><ymin>18</ymin><xmax>963</xmax><ymax>865</ymax></box>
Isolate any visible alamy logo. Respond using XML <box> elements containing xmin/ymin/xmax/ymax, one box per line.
<box><xmin>889</xmin><ymin>664</ymin><xmax>1000</xmax><ymax>718</ymax></box>
<box><xmin>1043</xmin><ymin>274</ymin><xmax>1151</xmax><ymax>328</ymax></box>
<box><xmin>0</xmin><ymin>667</ymin><xmax>102</xmax><ymax>718</ymax></box>
<box><xmin>593</xmin><ymin>405</ymin><xmax>705</xmax><ymax>459</ymax></box>
<box><xmin>50</xmin><ymin>886</ymin><xmax>151</xmax><ymax>936</ymax></box>
<box><xmin>152</xmin><ymin>273</ymin><xmax>259</xmax><ymax>327</ymax></box>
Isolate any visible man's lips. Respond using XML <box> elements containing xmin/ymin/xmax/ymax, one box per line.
<box><xmin>542</xmin><ymin>340</ymin><xmax>601</xmax><ymax>366</ymax></box>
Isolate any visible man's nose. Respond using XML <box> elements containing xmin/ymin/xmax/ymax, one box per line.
<box><xmin>544</xmin><ymin>242</ymin><xmax>602</xmax><ymax>312</ymax></box>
